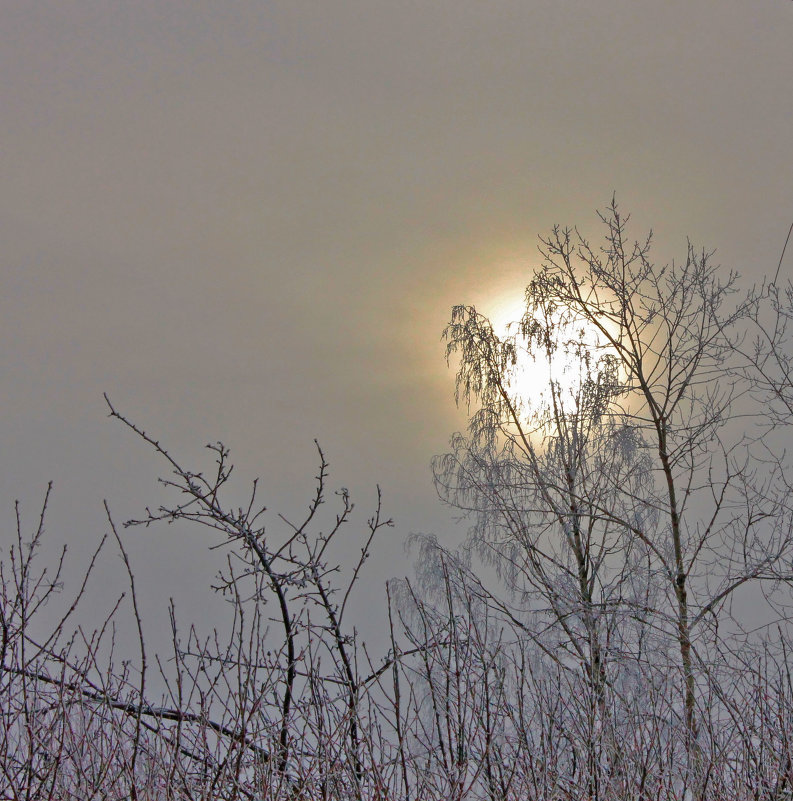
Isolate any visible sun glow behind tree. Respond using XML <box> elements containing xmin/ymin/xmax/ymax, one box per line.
<box><xmin>485</xmin><ymin>285</ymin><xmax>621</xmax><ymax>425</ymax></box>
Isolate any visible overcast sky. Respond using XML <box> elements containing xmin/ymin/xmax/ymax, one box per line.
<box><xmin>2</xmin><ymin>1</ymin><xmax>792</xmax><ymax>643</ymax></box>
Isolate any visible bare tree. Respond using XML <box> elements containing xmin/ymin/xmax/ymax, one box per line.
<box><xmin>104</xmin><ymin>396</ymin><xmax>399</xmax><ymax>799</ymax></box>
<box><xmin>536</xmin><ymin>201</ymin><xmax>793</xmax><ymax>745</ymax></box>
<box><xmin>432</xmin><ymin>199</ymin><xmax>793</xmax><ymax>795</ymax></box>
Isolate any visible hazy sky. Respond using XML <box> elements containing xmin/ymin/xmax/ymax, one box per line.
<box><xmin>2</xmin><ymin>1</ymin><xmax>792</xmax><ymax>641</ymax></box>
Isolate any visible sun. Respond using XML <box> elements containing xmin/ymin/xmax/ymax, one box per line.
<box><xmin>485</xmin><ymin>289</ymin><xmax>612</xmax><ymax>411</ymax></box>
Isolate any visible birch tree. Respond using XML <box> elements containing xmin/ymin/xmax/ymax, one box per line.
<box><xmin>435</xmin><ymin>199</ymin><xmax>793</xmax><ymax>776</ymax></box>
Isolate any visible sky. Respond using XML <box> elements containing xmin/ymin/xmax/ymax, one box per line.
<box><xmin>1</xmin><ymin>1</ymin><xmax>792</xmax><ymax>645</ymax></box>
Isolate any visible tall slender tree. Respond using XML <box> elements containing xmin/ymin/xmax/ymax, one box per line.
<box><xmin>435</xmin><ymin>199</ymin><xmax>793</xmax><ymax>775</ymax></box>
